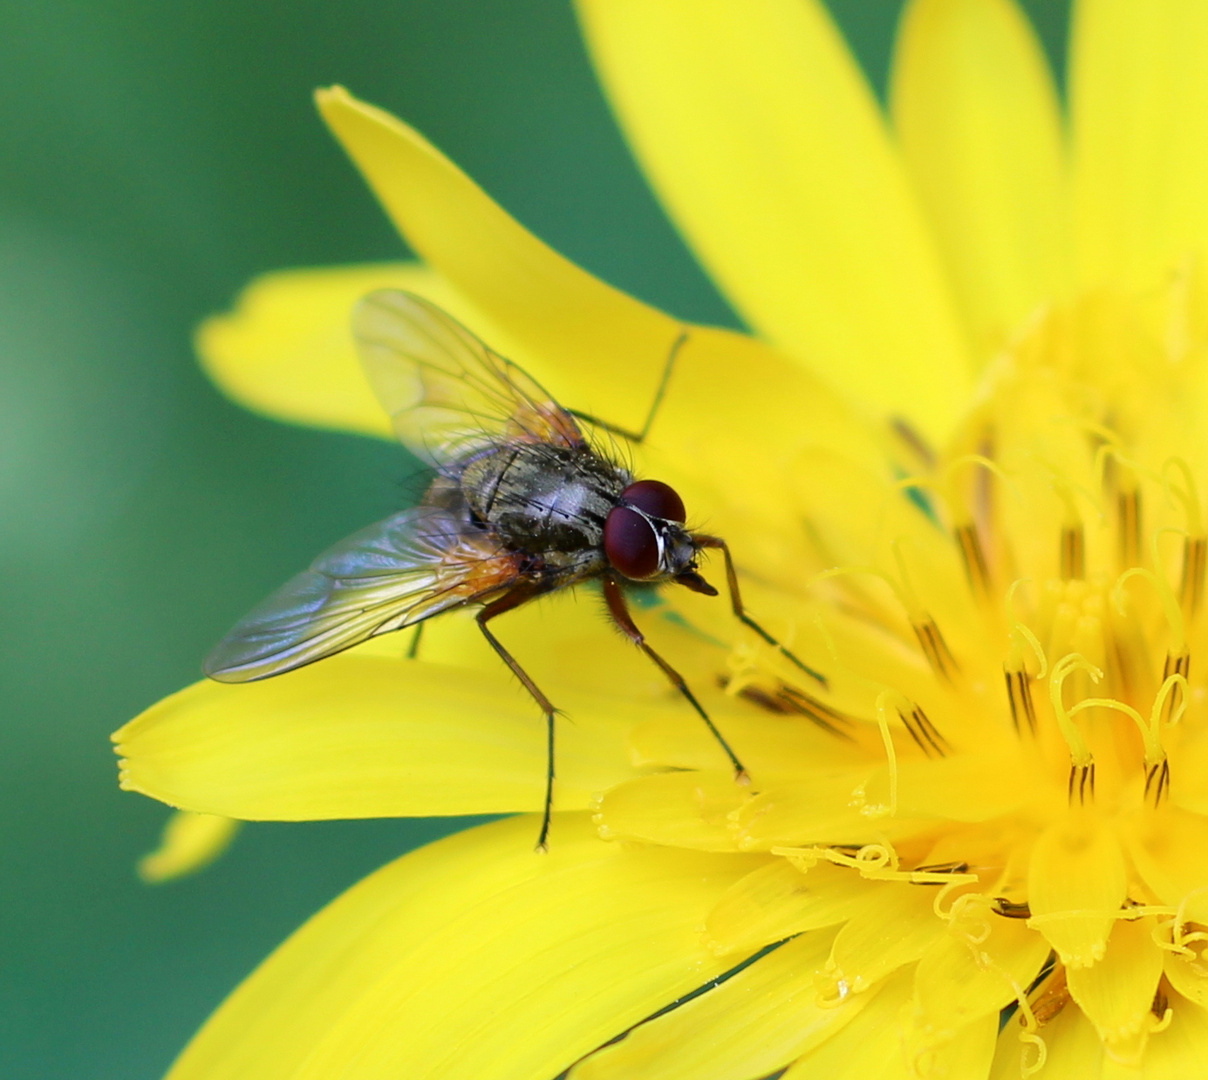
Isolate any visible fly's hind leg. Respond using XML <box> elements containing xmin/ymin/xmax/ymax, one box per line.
<box><xmin>476</xmin><ymin>589</ymin><xmax>559</xmax><ymax>852</ymax></box>
<box><xmin>569</xmin><ymin>330</ymin><xmax>688</xmax><ymax>444</ymax></box>
<box><xmin>601</xmin><ymin>573</ymin><xmax>748</xmax><ymax>781</ymax></box>
<box><xmin>694</xmin><ymin>535</ymin><xmax>828</xmax><ymax>688</ymax></box>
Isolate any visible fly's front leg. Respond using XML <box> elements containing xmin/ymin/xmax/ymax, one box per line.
<box><xmin>568</xmin><ymin>330</ymin><xmax>688</xmax><ymax>444</ymax></box>
<box><xmin>694</xmin><ymin>535</ymin><xmax>827</xmax><ymax>687</ymax></box>
<box><xmin>477</xmin><ymin>589</ymin><xmax>558</xmax><ymax>852</ymax></box>
<box><xmin>601</xmin><ymin>574</ymin><xmax>747</xmax><ymax>781</ymax></box>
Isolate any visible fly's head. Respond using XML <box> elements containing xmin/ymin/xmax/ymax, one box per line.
<box><xmin>603</xmin><ymin>479</ymin><xmax>718</xmax><ymax>596</ymax></box>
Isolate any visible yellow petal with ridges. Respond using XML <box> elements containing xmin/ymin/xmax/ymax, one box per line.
<box><xmin>891</xmin><ymin>0</ymin><xmax>1068</xmax><ymax>356</ymax></box>
<box><xmin>913</xmin><ymin>896</ymin><xmax>1052</xmax><ymax>1028</ymax></box>
<box><xmin>1066</xmin><ymin>917</ymin><xmax>1163</xmax><ymax>1054</ymax></box>
<box><xmin>990</xmin><ymin>1003</ymin><xmax>1104</xmax><ymax>1080</ymax></box>
<box><xmin>593</xmin><ymin>771</ymin><xmax>747</xmax><ymax>852</ymax></box>
<box><xmin>570</xmin><ymin>929</ymin><xmax>868</xmax><ymax>1080</ymax></box>
<box><xmin>1143</xmin><ymin>1000</ymin><xmax>1208</xmax><ymax>1080</ymax></box>
<box><xmin>1164</xmin><ymin>953</ymin><xmax>1208</xmax><ymax>1011</ymax></box>
<box><xmin>1027</xmin><ymin>812</ymin><xmax>1128</xmax><ymax>968</ymax></box>
<box><xmin>196</xmin><ymin>262</ymin><xmax>474</xmax><ymax>438</ymax></box>
<box><xmin>1071</xmin><ymin>0</ymin><xmax>1208</xmax><ymax>290</ymax></box>
<box><xmin>315</xmin><ymin>85</ymin><xmax>678</xmax><ymax>436</ymax></box>
<box><xmin>165</xmin><ymin>814</ymin><xmax>758</xmax><ymax>1080</ymax></box>
<box><xmin>115</xmin><ymin>655</ymin><xmax>650</xmax><ymax>819</ymax></box>
<box><xmin>575</xmin><ymin>0</ymin><xmax>971</xmax><ymax>442</ymax></box>
<box><xmin>731</xmin><ymin>772</ymin><xmax>924</xmax><ymax>851</ymax></box>
<box><xmin>1120</xmin><ymin>808</ymin><xmax>1208</xmax><ymax>923</ymax></box>
<box><xmin>781</xmin><ymin>968</ymin><xmax>996</xmax><ymax>1079</ymax></box>
<box><xmin>704</xmin><ymin>860</ymin><xmax>881</xmax><ymax>956</ymax></box>
<box><xmin>823</xmin><ymin>884</ymin><xmax>945</xmax><ymax>997</ymax></box>
<box><xmin>137</xmin><ymin>810</ymin><xmax>241</xmax><ymax>883</ymax></box>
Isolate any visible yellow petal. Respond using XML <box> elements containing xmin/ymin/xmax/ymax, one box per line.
<box><xmin>593</xmin><ymin>771</ymin><xmax>747</xmax><ymax>852</ymax></box>
<box><xmin>913</xmin><ymin>896</ymin><xmax>1051</xmax><ymax>1028</ymax></box>
<box><xmin>137</xmin><ymin>810</ymin><xmax>241</xmax><ymax>883</ymax></box>
<box><xmin>782</xmin><ymin>968</ymin><xmax>996</xmax><ymax>1079</ymax></box>
<box><xmin>570</xmin><ymin>929</ymin><xmax>870</xmax><ymax>1080</ymax></box>
<box><xmin>575</xmin><ymin>0</ymin><xmax>972</xmax><ymax>443</ymax></box>
<box><xmin>166</xmin><ymin>814</ymin><xmax>755</xmax><ymax>1080</ymax></box>
<box><xmin>1121</xmin><ymin>808</ymin><xmax>1208</xmax><ymax>923</ymax></box>
<box><xmin>1071</xmin><ymin>0</ymin><xmax>1208</xmax><ymax>289</ymax></box>
<box><xmin>891</xmin><ymin>0</ymin><xmax>1068</xmax><ymax>355</ymax></box>
<box><xmin>1121</xmin><ymin>811</ymin><xmax>1208</xmax><ymax>922</ymax></box>
<box><xmin>1066</xmin><ymin>917</ymin><xmax>1163</xmax><ymax>1055</ymax></box>
<box><xmin>990</xmin><ymin>1003</ymin><xmax>1104</xmax><ymax>1080</ymax></box>
<box><xmin>704</xmin><ymin>859</ymin><xmax>879</xmax><ymax>956</ymax></box>
<box><xmin>1027</xmin><ymin>812</ymin><xmax>1128</xmax><ymax>968</ymax></box>
<box><xmin>1143</xmin><ymin>995</ymin><xmax>1208</xmax><ymax>1080</ymax></box>
<box><xmin>195</xmin><ymin>262</ymin><xmax>476</xmax><ymax>437</ymax></box>
<box><xmin>823</xmin><ymin>884</ymin><xmax>945</xmax><ymax>998</ymax></box>
<box><xmin>315</xmin><ymin>85</ymin><xmax>676</xmax><ymax>436</ymax></box>
<box><xmin>115</xmin><ymin>654</ymin><xmax>648</xmax><ymax>819</ymax></box>
<box><xmin>730</xmin><ymin>770</ymin><xmax>923</xmax><ymax>851</ymax></box>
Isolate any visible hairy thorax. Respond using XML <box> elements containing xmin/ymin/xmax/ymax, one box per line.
<box><xmin>459</xmin><ymin>442</ymin><xmax>630</xmax><ymax>563</ymax></box>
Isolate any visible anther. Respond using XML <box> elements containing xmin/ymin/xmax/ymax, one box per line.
<box><xmin>728</xmin><ymin>679</ymin><xmax>854</xmax><ymax>740</ymax></box>
<box><xmin>777</xmin><ymin>686</ymin><xmax>855</xmax><ymax>739</ymax></box>
<box><xmin>954</xmin><ymin>522</ymin><xmax>991</xmax><ymax>599</ymax></box>
<box><xmin>993</xmin><ymin>898</ymin><xmax>1032</xmax><ymax>919</ymax></box>
<box><xmin>897</xmin><ymin>704</ymin><xmax>950</xmax><ymax>758</ymax></box>
<box><xmin>1067</xmin><ymin>762</ymin><xmax>1096</xmax><ymax>806</ymax></box>
<box><xmin>1144</xmin><ymin>759</ymin><xmax>1171</xmax><ymax>808</ymax></box>
<box><xmin>1117</xmin><ymin>488</ymin><xmax>1141</xmax><ymax>571</ymax></box>
<box><xmin>1004</xmin><ymin>666</ymin><xmax>1038</xmax><ymax>736</ymax></box>
<box><xmin>1180</xmin><ymin>536</ymin><xmax>1206</xmax><ymax>617</ymax></box>
<box><xmin>1162</xmin><ymin>651</ymin><xmax>1191</xmax><ymax>724</ymax></box>
<box><xmin>913</xmin><ymin>616</ymin><xmax>959</xmax><ymax>682</ymax></box>
<box><xmin>1060</xmin><ymin>525</ymin><xmax>1085</xmax><ymax>581</ymax></box>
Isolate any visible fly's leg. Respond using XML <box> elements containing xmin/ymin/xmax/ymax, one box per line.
<box><xmin>694</xmin><ymin>535</ymin><xmax>828</xmax><ymax>687</ymax></box>
<box><xmin>477</xmin><ymin>590</ymin><xmax>559</xmax><ymax>852</ymax></box>
<box><xmin>602</xmin><ymin>573</ymin><xmax>748</xmax><ymax>781</ymax></box>
<box><xmin>405</xmin><ymin>622</ymin><xmax>424</xmax><ymax>660</ymax></box>
<box><xmin>569</xmin><ymin>330</ymin><xmax>688</xmax><ymax>444</ymax></box>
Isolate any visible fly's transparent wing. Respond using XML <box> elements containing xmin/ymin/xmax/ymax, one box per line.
<box><xmin>204</xmin><ymin>507</ymin><xmax>521</xmax><ymax>682</ymax></box>
<box><xmin>353</xmin><ymin>290</ymin><xmax>586</xmax><ymax>465</ymax></box>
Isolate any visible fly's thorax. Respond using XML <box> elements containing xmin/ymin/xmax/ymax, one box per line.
<box><xmin>459</xmin><ymin>441</ymin><xmax>630</xmax><ymax>557</ymax></box>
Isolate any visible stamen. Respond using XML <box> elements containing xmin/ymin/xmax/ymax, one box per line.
<box><xmin>1160</xmin><ymin>653</ymin><xmax>1191</xmax><ymax>725</ymax></box>
<box><xmin>1117</xmin><ymin>487</ymin><xmax>1141</xmax><ymax>570</ymax></box>
<box><xmin>954</xmin><ymin>522</ymin><xmax>992</xmax><ymax>598</ymax></box>
<box><xmin>1144</xmin><ymin>760</ymin><xmax>1171</xmax><ymax>808</ymax></box>
<box><xmin>777</xmin><ymin>686</ymin><xmax>856</xmax><ymax>739</ymax></box>
<box><xmin>896</xmin><ymin>703</ymin><xmax>950</xmax><ymax>758</ymax></box>
<box><xmin>1049</xmin><ymin>654</ymin><xmax>1098</xmax><ymax>804</ymax></box>
<box><xmin>1180</xmin><ymin>535</ymin><xmax>1206</xmax><ymax>617</ymax></box>
<box><xmin>727</xmin><ymin>679</ymin><xmax>856</xmax><ymax>740</ymax></box>
<box><xmin>913</xmin><ymin>617</ymin><xmax>959</xmax><ymax>682</ymax></box>
<box><xmin>1060</xmin><ymin>524</ymin><xmax>1085</xmax><ymax>580</ymax></box>
<box><xmin>1004</xmin><ymin>666</ymin><xmax>1038</xmax><ymax>736</ymax></box>
<box><xmin>993</xmin><ymin>898</ymin><xmax>1032</xmax><ymax>919</ymax></box>
<box><xmin>1067</xmin><ymin>762</ymin><xmax>1096</xmax><ymax>806</ymax></box>
<box><xmin>874</xmin><ymin>691</ymin><xmax>900</xmax><ymax>817</ymax></box>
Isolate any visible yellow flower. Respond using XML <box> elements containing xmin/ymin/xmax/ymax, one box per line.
<box><xmin>113</xmin><ymin>0</ymin><xmax>1208</xmax><ymax>1076</ymax></box>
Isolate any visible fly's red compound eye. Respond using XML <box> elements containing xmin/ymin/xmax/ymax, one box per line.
<box><xmin>604</xmin><ymin>505</ymin><xmax>661</xmax><ymax>579</ymax></box>
<box><xmin>621</xmin><ymin>479</ymin><xmax>686</xmax><ymax>523</ymax></box>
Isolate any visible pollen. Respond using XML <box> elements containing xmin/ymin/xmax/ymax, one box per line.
<box><xmin>596</xmin><ymin>283</ymin><xmax>1208</xmax><ymax>1073</ymax></box>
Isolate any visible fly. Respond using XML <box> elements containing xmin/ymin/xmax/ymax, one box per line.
<box><xmin>204</xmin><ymin>291</ymin><xmax>823</xmax><ymax>849</ymax></box>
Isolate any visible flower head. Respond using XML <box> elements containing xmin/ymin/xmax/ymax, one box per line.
<box><xmin>116</xmin><ymin>1</ymin><xmax>1208</xmax><ymax>1076</ymax></box>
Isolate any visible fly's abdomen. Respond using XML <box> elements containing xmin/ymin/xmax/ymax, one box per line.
<box><xmin>460</xmin><ymin>443</ymin><xmax>628</xmax><ymax>556</ymax></box>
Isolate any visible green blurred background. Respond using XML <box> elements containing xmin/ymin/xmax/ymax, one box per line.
<box><xmin>0</xmin><ymin>2</ymin><xmax>1067</xmax><ymax>1076</ymax></box>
